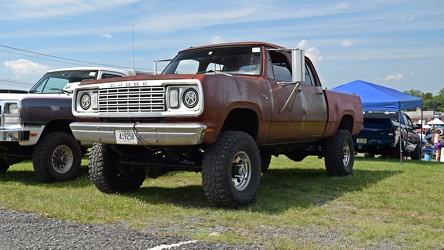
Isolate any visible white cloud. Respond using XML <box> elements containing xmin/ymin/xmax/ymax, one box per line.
<box><xmin>100</xmin><ymin>33</ymin><xmax>113</xmax><ymax>39</ymax></box>
<box><xmin>3</xmin><ymin>59</ymin><xmax>51</xmax><ymax>79</ymax></box>
<box><xmin>0</xmin><ymin>0</ymin><xmax>138</xmax><ymax>20</ymax></box>
<box><xmin>385</xmin><ymin>73</ymin><xmax>405</xmax><ymax>81</ymax></box>
<box><xmin>297</xmin><ymin>40</ymin><xmax>322</xmax><ymax>65</ymax></box>
<box><xmin>341</xmin><ymin>39</ymin><xmax>354</xmax><ymax>47</ymax></box>
<box><xmin>401</xmin><ymin>15</ymin><xmax>414</xmax><ymax>21</ymax></box>
<box><xmin>132</xmin><ymin>56</ymin><xmax>145</xmax><ymax>62</ymax></box>
<box><xmin>133</xmin><ymin>7</ymin><xmax>257</xmax><ymax>33</ymax></box>
<box><xmin>210</xmin><ymin>36</ymin><xmax>224</xmax><ymax>44</ymax></box>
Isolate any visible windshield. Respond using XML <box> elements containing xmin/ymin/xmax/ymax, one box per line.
<box><xmin>30</xmin><ymin>70</ymin><xmax>99</xmax><ymax>93</ymax></box>
<box><xmin>162</xmin><ymin>46</ymin><xmax>262</xmax><ymax>76</ymax></box>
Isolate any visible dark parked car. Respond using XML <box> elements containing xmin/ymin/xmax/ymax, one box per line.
<box><xmin>354</xmin><ymin>111</ymin><xmax>421</xmax><ymax>159</ymax></box>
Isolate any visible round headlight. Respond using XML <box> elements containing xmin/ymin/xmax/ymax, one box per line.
<box><xmin>7</xmin><ymin>103</ymin><xmax>19</xmax><ymax>115</ymax></box>
<box><xmin>182</xmin><ymin>88</ymin><xmax>198</xmax><ymax>108</ymax></box>
<box><xmin>79</xmin><ymin>93</ymin><xmax>91</xmax><ymax>110</ymax></box>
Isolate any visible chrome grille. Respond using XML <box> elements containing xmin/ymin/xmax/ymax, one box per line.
<box><xmin>98</xmin><ymin>86</ymin><xmax>165</xmax><ymax>113</ymax></box>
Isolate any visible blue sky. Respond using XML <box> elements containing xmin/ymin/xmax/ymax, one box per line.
<box><xmin>0</xmin><ymin>0</ymin><xmax>443</xmax><ymax>94</ymax></box>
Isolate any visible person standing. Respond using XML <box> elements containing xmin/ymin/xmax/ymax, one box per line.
<box><xmin>433</xmin><ymin>129</ymin><xmax>442</xmax><ymax>161</ymax></box>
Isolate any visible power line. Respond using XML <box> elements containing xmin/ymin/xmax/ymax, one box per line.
<box><xmin>0</xmin><ymin>44</ymin><xmax>148</xmax><ymax>71</ymax></box>
<box><xmin>0</xmin><ymin>78</ymin><xmax>34</xmax><ymax>89</ymax></box>
<box><xmin>0</xmin><ymin>77</ymin><xmax>33</xmax><ymax>85</ymax></box>
<box><xmin>0</xmin><ymin>48</ymin><xmax>95</xmax><ymax>68</ymax></box>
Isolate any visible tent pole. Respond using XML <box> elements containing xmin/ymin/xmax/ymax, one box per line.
<box><xmin>399</xmin><ymin>110</ymin><xmax>403</xmax><ymax>164</ymax></box>
<box><xmin>420</xmin><ymin>109</ymin><xmax>423</xmax><ymax>162</ymax></box>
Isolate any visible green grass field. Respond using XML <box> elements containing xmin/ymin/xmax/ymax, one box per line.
<box><xmin>1</xmin><ymin>155</ymin><xmax>443</xmax><ymax>249</ymax></box>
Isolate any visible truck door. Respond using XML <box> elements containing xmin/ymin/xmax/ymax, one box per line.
<box><xmin>298</xmin><ymin>62</ymin><xmax>328</xmax><ymax>140</ymax></box>
<box><xmin>266</xmin><ymin>50</ymin><xmax>327</xmax><ymax>143</ymax></box>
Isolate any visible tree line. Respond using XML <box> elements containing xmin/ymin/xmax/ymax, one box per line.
<box><xmin>404</xmin><ymin>88</ymin><xmax>444</xmax><ymax>112</ymax></box>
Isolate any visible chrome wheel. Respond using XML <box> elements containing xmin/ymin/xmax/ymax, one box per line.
<box><xmin>52</xmin><ymin>145</ymin><xmax>74</xmax><ymax>174</ymax></box>
<box><xmin>231</xmin><ymin>151</ymin><xmax>252</xmax><ymax>191</ymax></box>
<box><xmin>202</xmin><ymin>131</ymin><xmax>261</xmax><ymax>208</ymax></box>
<box><xmin>342</xmin><ymin>141</ymin><xmax>351</xmax><ymax>167</ymax></box>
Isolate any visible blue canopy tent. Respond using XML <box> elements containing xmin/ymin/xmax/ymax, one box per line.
<box><xmin>331</xmin><ymin>80</ymin><xmax>422</xmax><ymax>112</ymax></box>
<box><xmin>331</xmin><ymin>80</ymin><xmax>423</xmax><ymax>162</ymax></box>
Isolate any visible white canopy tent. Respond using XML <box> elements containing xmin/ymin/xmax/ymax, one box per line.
<box><xmin>427</xmin><ymin>118</ymin><xmax>444</xmax><ymax>125</ymax></box>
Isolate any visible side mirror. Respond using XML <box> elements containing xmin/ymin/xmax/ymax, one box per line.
<box><xmin>291</xmin><ymin>49</ymin><xmax>305</xmax><ymax>83</ymax></box>
<box><xmin>268</xmin><ymin>48</ymin><xmax>305</xmax><ymax>85</ymax></box>
<box><xmin>153</xmin><ymin>59</ymin><xmax>173</xmax><ymax>75</ymax></box>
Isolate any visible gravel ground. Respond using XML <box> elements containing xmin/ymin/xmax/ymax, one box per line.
<box><xmin>0</xmin><ymin>209</ymin><xmax>262</xmax><ymax>250</ymax></box>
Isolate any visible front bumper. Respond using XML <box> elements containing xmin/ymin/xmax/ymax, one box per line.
<box><xmin>69</xmin><ymin>122</ymin><xmax>207</xmax><ymax>146</ymax></box>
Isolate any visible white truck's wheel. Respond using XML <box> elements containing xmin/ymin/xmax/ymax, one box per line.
<box><xmin>33</xmin><ymin>132</ymin><xmax>81</xmax><ymax>182</ymax></box>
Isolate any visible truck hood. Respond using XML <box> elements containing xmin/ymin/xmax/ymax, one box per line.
<box><xmin>77</xmin><ymin>73</ymin><xmax>254</xmax><ymax>86</ymax></box>
<box><xmin>0</xmin><ymin>92</ymin><xmax>72</xmax><ymax>101</ymax></box>
<box><xmin>0</xmin><ymin>81</ymin><xmax>81</xmax><ymax>100</ymax></box>
<box><xmin>0</xmin><ymin>93</ymin><xmax>29</xmax><ymax>100</ymax></box>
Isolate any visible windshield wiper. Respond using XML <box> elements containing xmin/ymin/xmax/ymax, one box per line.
<box><xmin>49</xmin><ymin>88</ymin><xmax>70</xmax><ymax>94</ymax></box>
<box><xmin>196</xmin><ymin>70</ymin><xmax>232</xmax><ymax>76</ymax></box>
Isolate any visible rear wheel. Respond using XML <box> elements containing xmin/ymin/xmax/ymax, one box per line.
<box><xmin>324</xmin><ymin>129</ymin><xmax>354</xmax><ymax>176</ymax></box>
<box><xmin>202</xmin><ymin>131</ymin><xmax>261</xmax><ymax>208</ymax></box>
<box><xmin>89</xmin><ymin>143</ymin><xmax>145</xmax><ymax>193</ymax></box>
<box><xmin>33</xmin><ymin>132</ymin><xmax>82</xmax><ymax>182</ymax></box>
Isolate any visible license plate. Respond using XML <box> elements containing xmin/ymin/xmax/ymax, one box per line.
<box><xmin>115</xmin><ymin>130</ymin><xmax>138</xmax><ymax>144</ymax></box>
<box><xmin>356</xmin><ymin>138</ymin><xmax>367</xmax><ymax>144</ymax></box>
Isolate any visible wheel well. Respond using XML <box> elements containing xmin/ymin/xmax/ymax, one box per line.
<box><xmin>41</xmin><ymin>120</ymin><xmax>75</xmax><ymax>137</ymax></box>
<box><xmin>221</xmin><ymin>109</ymin><xmax>258</xmax><ymax>140</ymax></box>
<box><xmin>338</xmin><ymin>115</ymin><xmax>354</xmax><ymax>133</ymax></box>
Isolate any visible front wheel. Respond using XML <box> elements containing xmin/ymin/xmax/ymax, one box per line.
<box><xmin>89</xmin><ymin>143</ymin><xmax>146</xmax><ymax>194</ymax></box>
<box><xmin>0</xmin><ymin>158</ymin><xmax>10</xmax><ymax>173</ymax></box>
<box><xmin>324</xmin><ymin>129</ymin><xmax>354</xmax><ymax>176</ymax></box>
<box><xmin>202</xmin><ymin>131</ymin><xmax>261</xmax><ymax>208</ymax></box>
<box><xmin>33</xmin><ymin>132</ymin><xmax>82</xmax><ymax>182</ymax></box>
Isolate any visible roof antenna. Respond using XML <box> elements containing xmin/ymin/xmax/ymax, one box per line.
<box><xmin>7</xmin><ymin>53</ymin><xmax>11</xmax><ymax>92</ymax></box>
<box><xmin>132</xmin><ymin>25</ymin><xmax>135</xmax><ymax>70</ymax></box>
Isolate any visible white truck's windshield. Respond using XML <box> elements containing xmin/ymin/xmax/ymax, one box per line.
<box><xmin>30</xmin><ymin>70</ymin><xmax>99</xmax><ymax>94</ymax></box>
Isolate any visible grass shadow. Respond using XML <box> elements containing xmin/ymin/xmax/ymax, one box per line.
<box><xmin>1</xmin><ymin>155</ymin><xmax>404</xmax><ymax>213</ymax></box>
<box><xmin>0</xmin><ymin>162</ymin><xmax>91</xmax><ymax>188</ymax></box>
<box><xmin>252</xmin><ymin>167</ymin><xmax>401</xmax><ymax>213</ymax></box>
<box><xmin>126</xmin><ymin>184</ymin><xmax>211</xmax><ymax>208</ymax></box>
<box><xmin>122</xmin><ymin>166</ymin><xmax>402</xmax><ymax>214</ymax></box>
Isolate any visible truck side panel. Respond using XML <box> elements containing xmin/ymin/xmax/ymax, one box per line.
<box><xmin>21</xmin><ymin>97</ymin><xmax>75</xmax><ymax>126</ymax></box>
<box><xmin>323</xmin><ymin>90</ymin><xmax>363</xmax><ymax>138</ymax></box>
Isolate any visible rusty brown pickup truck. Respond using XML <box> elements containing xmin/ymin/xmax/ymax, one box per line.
<box><xmin>70</xmin><ymin>42</ymin><xmax>363</xmax><ymax>208</ymax></box>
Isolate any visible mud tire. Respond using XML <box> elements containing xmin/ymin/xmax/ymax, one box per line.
<box><xmin>202</xmin><ymin>131</ymin><xmax>261</xmax><ymax>208</ymax></box>
<box><xmin>33</xmin><ymin>132</ymin><xmax>82</xmax><ymax>182</ymax></box>
<box><xmin>324</xmin><ymin>129</ymin><xmax>354</xmax><ymax>176</ymax></box>
<box><xmin>89</xmin><ymin>143</ymin><xmax>145</xmax><ymax>193</ymax></box>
